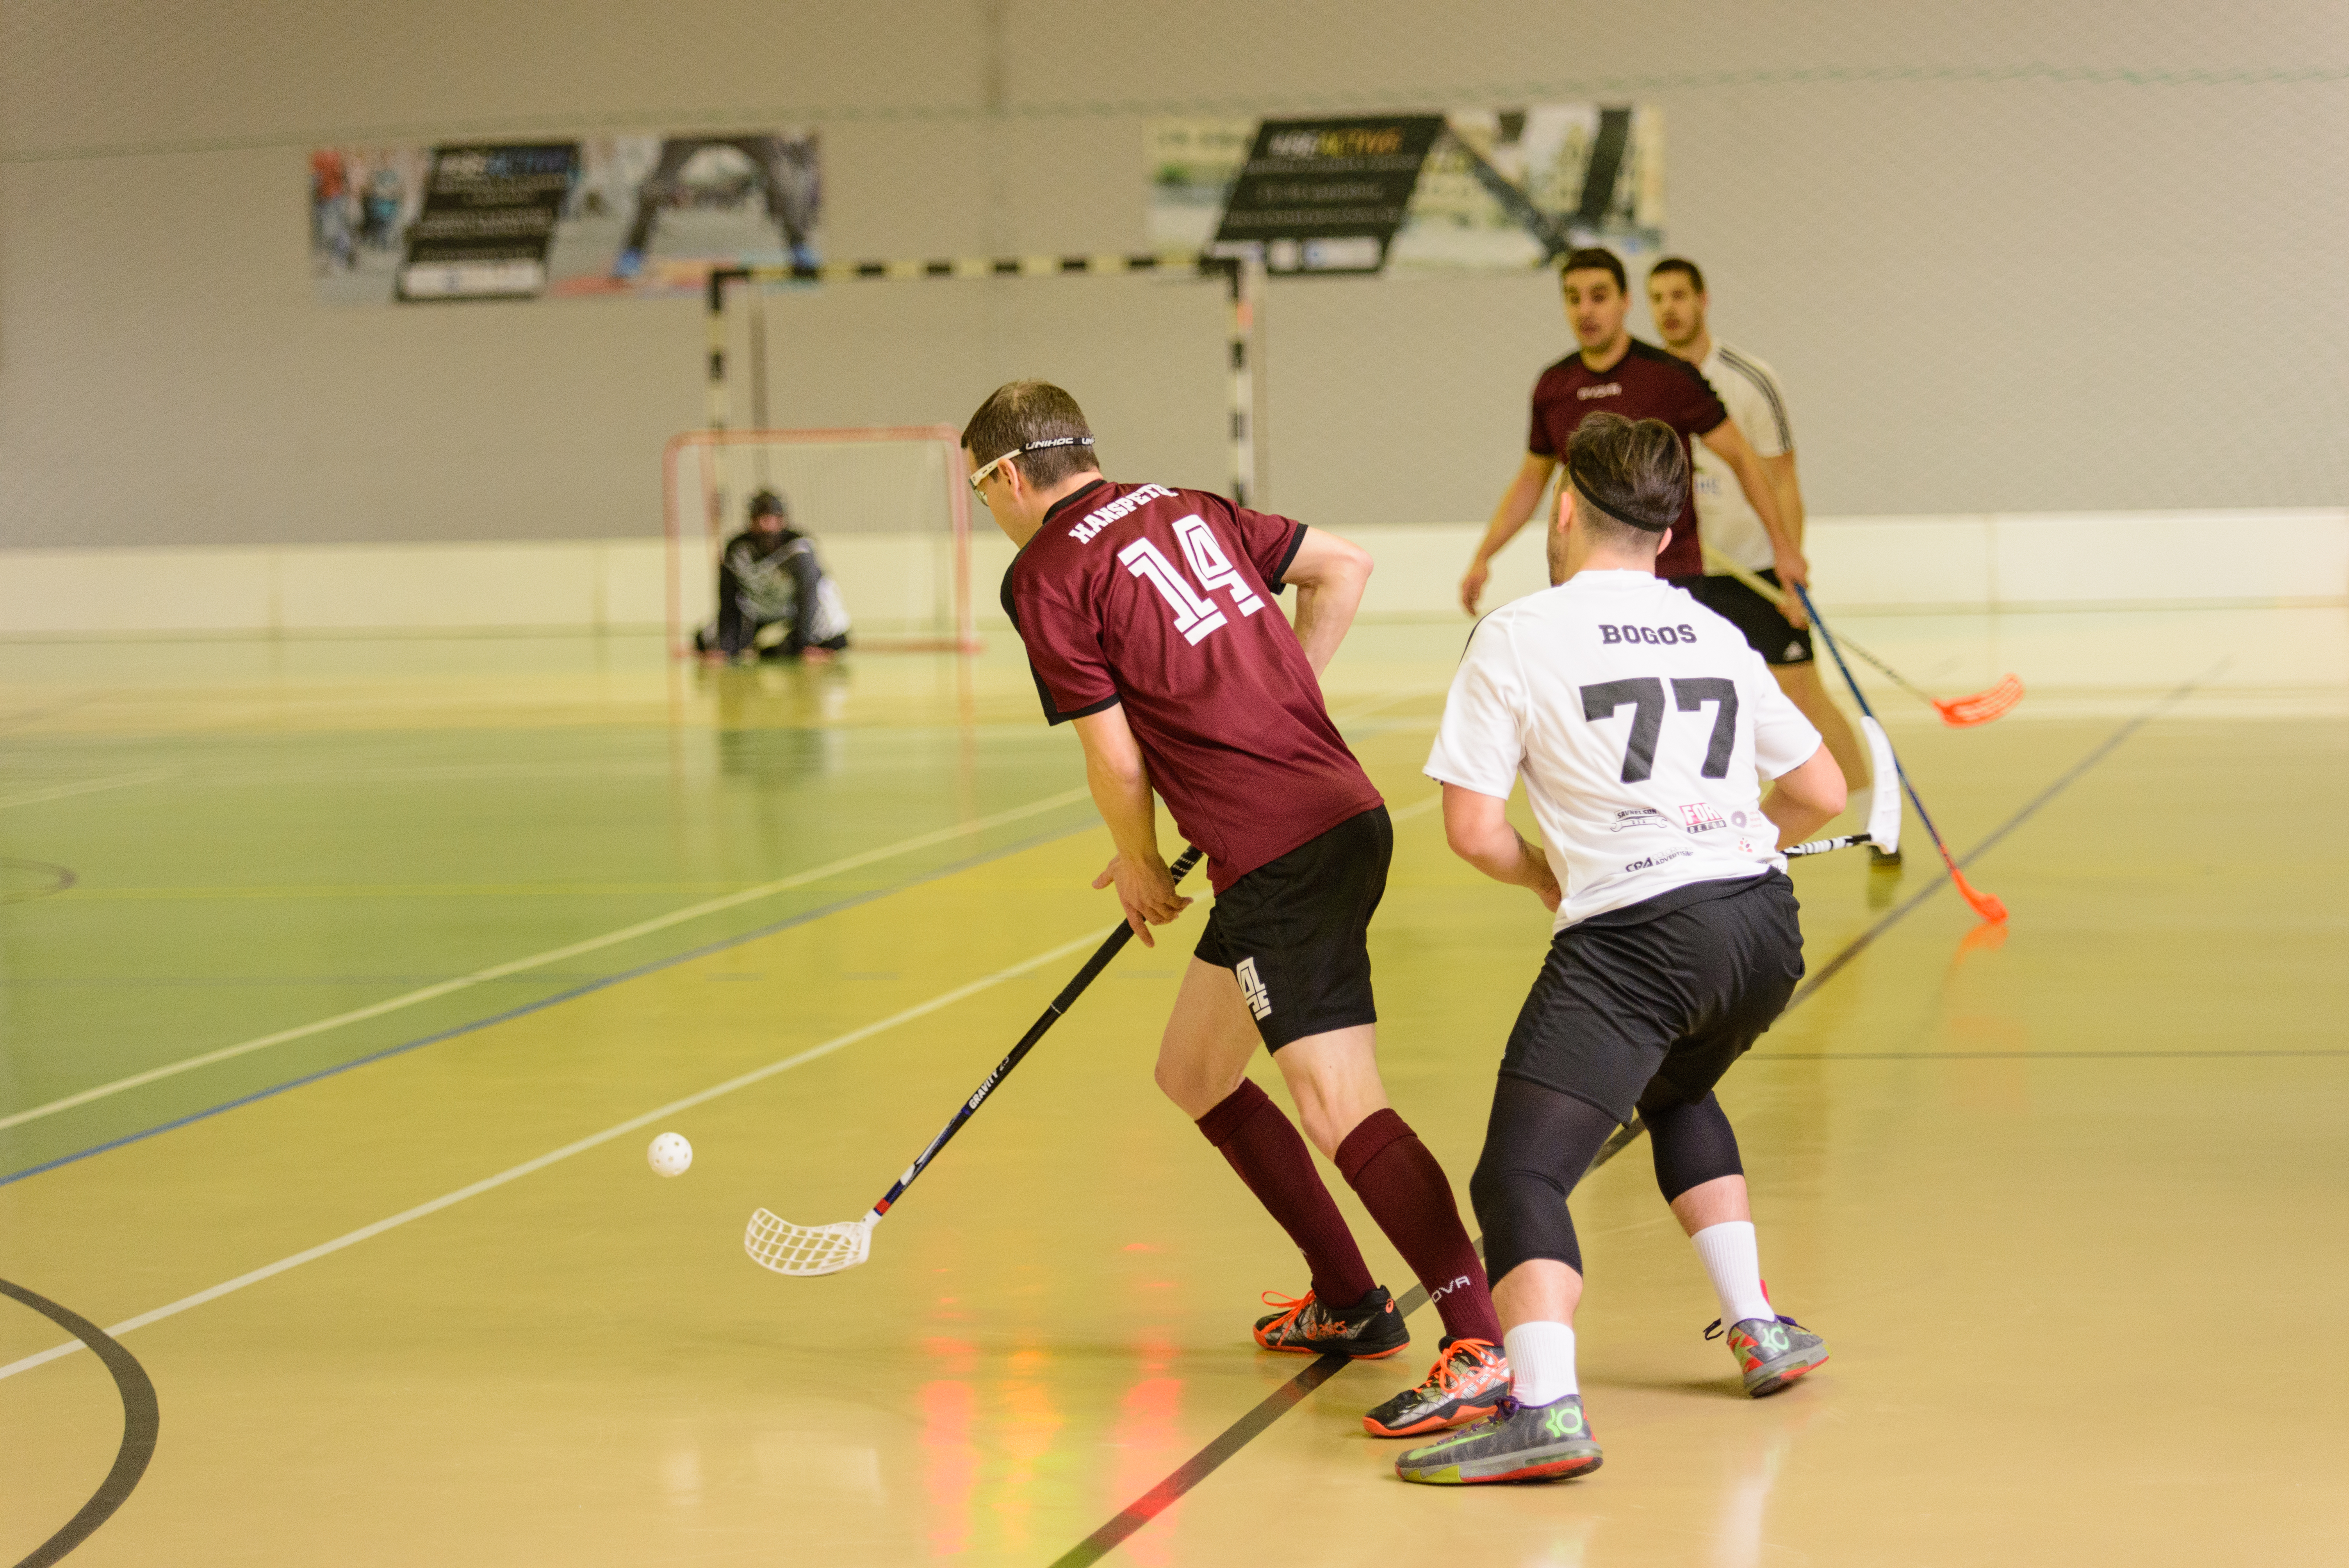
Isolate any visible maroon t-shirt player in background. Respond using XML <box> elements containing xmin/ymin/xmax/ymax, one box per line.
<box><xmin>963</xmin><ymin>379</ymin><xmax>1510</xmax><ymax>1430</ymax></box>
<box><xmin>1458</xmin><ymin>246</ymin><xmax>1809</xmax><ymax>618</ymax></box>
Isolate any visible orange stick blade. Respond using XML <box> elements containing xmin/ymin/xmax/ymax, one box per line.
<box><xmin>1934</xmin><ymin>674</ymin><xmax>2025</xmax><ymax>727</ymax></box>
<box><xmin>1950</xmin><ymin>868</ymin><xmax>2009</xmax><ymax>925</ymax></box>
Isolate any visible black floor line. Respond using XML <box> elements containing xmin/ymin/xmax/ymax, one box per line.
<box><xmin>1760</xmin><ymin>1049</ymin><xmax>2349</xmax><ymax>1061</ymax></box>
<box><xmin>0</xmin><ymin>859</ymin><xmax>78</xmax><ymax>905</ymax></box>
<box><xmin>0</xmin><ymin>816</ymin><xmax>1094</xmax><ymax>1189</ymax></box>
<box><xmin>1789</xmin><ymin>667</ymin><xmax>2205</xmax><ymax>1007</ymax></box>
<box><xmin>1050</xmin><ymin>681</ymin><xmax>2196</xmax><ymax>1566</ymax></box>
<box><xmin>0</xmin><ymin>1277</ymin><xmax>159</xmax><ymax>1568</ymax></box>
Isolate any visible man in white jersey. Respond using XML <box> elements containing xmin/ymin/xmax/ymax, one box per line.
<box><xmin>1645</xmin><ymin>258</ymin><xmax>1878</xmax><ymax>843</ymax></box>
<box><xmin>1396</xmin><ymin>412</ymin><xmax>1846</xmax><ymax>1486</ymax></box>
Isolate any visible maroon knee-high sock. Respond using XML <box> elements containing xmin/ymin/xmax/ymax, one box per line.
<box><xmin>1336</xmin><ymin>1109</ymin><xmax>1503</xmax><ymax>1344</ymax></box>
<box><xmin>1196</xmin><ymin>1080</ymin><xmax>1376</xmax><ymax>1308</ymax></box>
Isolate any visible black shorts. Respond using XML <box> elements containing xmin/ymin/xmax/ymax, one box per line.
<box><xmin>1672</xmin><ymin>570</ymin><xmax>1813</xmax><ymax>666</ymax></box>
<box><xmin>1194</xmin><ymin>806</ymin><xmax>1390</xmax><ymax>1051</ymax></box>
<box><xmin>1500</xmin><ymin>872</ymin><xmax>1804</xmax><ymax>1124</ymax></box>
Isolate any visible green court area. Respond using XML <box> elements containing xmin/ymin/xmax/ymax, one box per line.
<box><xmin>0</xmin><ymin>636</ymin><xmax>1110</xmax><ymax>1178</ymax></box>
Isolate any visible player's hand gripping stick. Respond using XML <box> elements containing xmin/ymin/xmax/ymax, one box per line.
<box><xmin>745</xmin><ymin>846</ymin><xmax>1206</xmax><ymax>1277</ymax></box>
<box><xmin>1795</xmin><ymin>585</ymin><xmax>2009</xmax><ymax>925</ymax></box>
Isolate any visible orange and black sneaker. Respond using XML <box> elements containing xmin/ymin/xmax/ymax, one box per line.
<box><xmin>1362</xmin><ymin>1338</ymin><xmax>1510</xmax><ymax>1437</ymax></box>
<box><xmin>1252</xmin><ymin>1286</ymin><xmax>1410</xmax><ymax>1359</ymax></box>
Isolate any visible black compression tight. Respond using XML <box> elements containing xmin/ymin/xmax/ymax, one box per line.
<box><xmin>1642</xmin><ymin>1088</ymin><xmax>1745</xmax><ymax>1204</ymax></box>
<box><xmin>1471</xmin><ymin>1077</ymin><xmax>1748</xmax><ymax>1286</ymax></box>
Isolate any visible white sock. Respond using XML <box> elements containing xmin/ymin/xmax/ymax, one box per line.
<box><xmin>1690</xmin><ymin>1221</ymin><xmax>1776</xmax><ymax>1327</ymax></box>
<box><xmin>1502</xmin><ymin>1321</ymin><xmax>1579</xmax><ymax>1405</ymax></box>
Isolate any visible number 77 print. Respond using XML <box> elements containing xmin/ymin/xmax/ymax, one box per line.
<box><xmin>1119</xmin><ymin>515</ymin><xmax>1267</xmax><ymax>645</ymax></box>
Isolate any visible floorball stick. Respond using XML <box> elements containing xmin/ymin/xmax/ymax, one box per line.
<box><xmin>1783</xmin><ymin>833</ymin><xmax>1877</xmax><ymax>857</ymax></box>
<box><xmin>745</xmin><ymin>846</ymin><xmax>1206</xmax><ymax>1277</ymax></box>
<box><xmin>1796</xmin><ymin>586</ymin><xmax>2009</xmax><ymax>924</ymax></box>
<box><xmin>1700</xmin><ymin>544</ymin><xmax>2023</xmax><ymax>726</ymax></box>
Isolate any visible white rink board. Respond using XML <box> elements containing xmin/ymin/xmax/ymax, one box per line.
<box><xmin>2</xmin><ymin>510</ymin><xmax>2341</xmax><ymax>637</ymax></box>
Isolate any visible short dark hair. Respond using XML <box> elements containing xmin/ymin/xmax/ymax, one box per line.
<box><xmin>1647</xmin><ymin>256</ymin><xmax>1706</xmax><ymax>293</ymax></box>
<box><xmin>1559</xmin><ymin>247</ymin><xmax>1626</xmax><ymax>294</ymax></box>
<box><xmin>748</xmin><ymin>488</ymin><xmax>787</xmax><ymax>520</ymax></box>
<box><xmin>961</xmin><ymin>380</ymin><xmax>1102</xmax><ymax>488</ymax></box>
<box><xmin>1566</xmin><ymin>412</ymin><xmax>1686</xmax><ymax>549</ymax></box>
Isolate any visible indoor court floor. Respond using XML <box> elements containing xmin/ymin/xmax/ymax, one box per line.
<box><xmin>2</xmin><ymin>607</ymin><xmax>2345</xmax><ymax>1565</ymax></box>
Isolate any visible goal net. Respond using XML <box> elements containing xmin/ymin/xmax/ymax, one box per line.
<box><xmin>662</xmin><ymin>425</ymin><xmax>978</xmax><ymax>655</ymax></box>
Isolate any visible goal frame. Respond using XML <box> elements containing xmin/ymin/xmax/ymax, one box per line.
<box><xmin>660</xmin><ymin>424</ymin><xmax>979</xmax><ymax>657</ymax></box>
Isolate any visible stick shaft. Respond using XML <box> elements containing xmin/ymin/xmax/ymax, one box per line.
<box><xmin>1699</xmin><ymin>545</ymin><xmax>1940</xmax><ymax>705</ymax></box>
<box><xmin>1795</xmin><ymin>587</ymin><xmax>1969</xmax><ymax>881</ymax></box>
<box><xmin>868</xmin><ymin>846</ymin><xmax>1204</xmax><ymax>1218</ymax></box>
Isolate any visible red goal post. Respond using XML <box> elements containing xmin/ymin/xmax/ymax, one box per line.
<box><xmin>661</xmin><ymin>425</ymin><xmax>979</xmax><ymax>656</ymax></box>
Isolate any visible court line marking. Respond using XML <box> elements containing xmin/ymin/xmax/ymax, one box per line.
<box><xmin>1788</xmin><ymin>664</ymin><xmax>2210</xmax><ymax>1008</ymax></box>
<box><xmin>0</xmin><ymin>786</ymin><xmax>1093</xmax><ymax>1133</ymax></box>
<box><xmin>0</xmin><ymin>676</ymin><xmax>1429</xmax><ymax>1133</ymax></box>
<box><xmin>1052</xmin><ymin>675</ymin><xmax>2204</xmax><ymax>1564</ymax></box>
<box><xmin>0</xmin><ymin>824</ymin><xmax>1090</xmax><ymax>1188</ymax></box>
<box><xmin>1759</xmin><ymin>1049</ymin><xmax>2349</xmax><ymax>1061</ymax></box>
<box><xmin>0</xmin><ymin>1276</ymin><xmax>160</xmax><ymax>1566</ymax></box>
<box><xmin>0</xmin><ymin>923</ymin><xmax>1124</xmax><ymax>1386</ymax></box>
<box><xmin>0</xmin><ymin>694</ymin><xmax>1461</xmax><ymax>1373</ymax></box>
<box><xmin>0</xmin><ymin>770</ymin><xmax>175</xmax><ymax>811</ymax></box>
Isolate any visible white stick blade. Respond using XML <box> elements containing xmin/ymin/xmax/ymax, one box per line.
<box><xmin>745</xmin><ymin>1208</ymin><xmax>872</xmax><ymax>1277</ymax></box>
<box><xmin>1861</xmin><ymin>717</ymin><xmax>1902</xmax><ymax>854</ymax></box>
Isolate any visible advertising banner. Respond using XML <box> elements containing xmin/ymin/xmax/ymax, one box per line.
<box><xmin>1151</xmin><ymin>105</ymin><xmax>1664</xmax><ymax>276</ymax></box>
<box><xmin>311</xmin><ymin>130</ymin><xmax>822</xmax><ymax>306</ymax></box>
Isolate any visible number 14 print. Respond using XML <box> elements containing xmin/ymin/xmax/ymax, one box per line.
<box><xmin>1119</xmin><ymin>516</ymin><xmax>1265</xmax><ymax>645</ymax></box>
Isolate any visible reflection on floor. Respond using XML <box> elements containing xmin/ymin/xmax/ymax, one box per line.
<box><xmin>1</xmin><ymin>606</ymin><xmax>2345</xmax><ymax>1565</ymax></box>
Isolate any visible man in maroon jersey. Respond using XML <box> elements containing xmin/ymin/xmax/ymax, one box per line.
<box><xmin>1458</xmin><ymin>247</ymin><xmax>1808</xmax><ymax>618</ymax></box>
<box><xmin>964</xmin><ymin>379</ymin><xmax>1511</xmax><ymax>1441</ymax></box>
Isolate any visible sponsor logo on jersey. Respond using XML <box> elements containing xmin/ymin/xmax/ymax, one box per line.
<box><xmin>1623</xmin><ymin>849</ymin><xmax>1693</xmax><ymax>873</ymax></box>
<box><xmin>1679</xmin><ymin>802</ymin><xmax>1728</xmax><ymax>833</ymax></box>
<box><xmin>1069</xmin><ymin>483</ymin><xmax>1177</xmax><ymax>544</ymax></box>
<box><xmin>1608</xmin><ymin>807</ymin><xmax>1670</xmax><ymax>833</ymax></box>
<box><xmin>1731</xmin><ymin>811</ymin><xmax>1748</xmax><ymax>828</ymax></box>
<box><xmin>1235</xmin><ymin>956</ymin><xmax>1273</xmax><ymax>1020</ymax></box>
<box><xmin>1600</xmin><ymin>624</ymin><xmax>1698</xmax><ymax>646</ymax></box>
<box><xmin>1576</xmin><ymin>382</ymin><xmax>1623</xmax><ymax>401</ymax></box>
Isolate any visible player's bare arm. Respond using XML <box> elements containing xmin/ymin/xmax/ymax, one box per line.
<box><xmin>1698</xmin><ymin>418</ymin><xmax>1810</xmax><ymax>621</ymax></box>
<box><xmin>1461</xmin><ymin>452</ymin><xmax>1560</xmax><ymax>615</ymax></box>
<box><xmin>1072</xmin><ymin>703</ymin><xmax>1193</xmax><ymax>944</ymax></box>
<box><xmin>1440</xmin><ymin>784</ymin><xmax>1562</xmax><ymax>912</ymax></box>
<box><xmin>1759</xmin><ymin>743</ymin><xmax>1846</xmax><ymax>848</ymax></box>
<box><xmin>1761</xmin><ymin>447</ymin><xmax>1805</xmax><ymax>545</ymax></box>
<box><xmin>1281</xmin><ymin>527</ymin><xmax>1375</xmax><ymax>675</ymax></box>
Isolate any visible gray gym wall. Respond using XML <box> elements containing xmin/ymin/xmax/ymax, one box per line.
<box><xmin>1</xmin><ymin>0</ymin><xmax>2343</xmax><ymax>550</ymax></box>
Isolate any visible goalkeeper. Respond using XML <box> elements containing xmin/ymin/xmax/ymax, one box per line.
<box><xmin>695</xmin><ymin>489</ymin><xmax>852</xmax><ymax>663</ymax></box>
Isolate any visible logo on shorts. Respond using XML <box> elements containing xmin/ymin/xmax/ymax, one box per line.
<box><xmin>1783</xmin><ymin>641</ymin><xmax>1809</xmax><ymax>662</ymax></box>
<box><xmin>1235</xmin><ymin>957</ymin><xmax>1273</xmax><ymax>1021</ymax></box>
<box><xmin>1679</xmin><ymin>802</ymin><xmax>1728</xmax><ymax>833</ymax></box>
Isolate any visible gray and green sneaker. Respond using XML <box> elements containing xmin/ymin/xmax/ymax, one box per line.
<box><xmin>1709</xmin><ymin>1314</ymin><xmax>1830</xmax><ymax>1397</ymax></box>
<box><xmin>1394</xmin><ymin>1394</ymin><xmax>1603</xmax><ymax>1485</ymax></box>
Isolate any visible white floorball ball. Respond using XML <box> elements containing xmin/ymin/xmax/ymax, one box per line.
<box><xmin>647</xmin><ymin>1131</ymin><xmax>693</xmax><ymax>1178</ymax></box>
